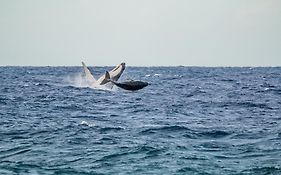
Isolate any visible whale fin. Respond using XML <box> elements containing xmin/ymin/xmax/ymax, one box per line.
<box><xmin>104</xmin><ymin>71</ymin><xmax>118</xmax><ymax>84</ymax></box>
<box><xmin>99</xmin><ymin>71</ymin><xmax>111</xmax><ymax>85</ymax></box>
<box><xmin>105</xmin><ymin>71</ymin><xmax>110</xmax><ymax>81</ymax></box>
<box><xmin>96</xmin><ymin>63</ymin><xmax>125</xmax><ymax>87</ymax></box>
<box><xmin>82</xmin><ymin>61</ymin><xmax>96</xmax><ymax>86</ymax></box>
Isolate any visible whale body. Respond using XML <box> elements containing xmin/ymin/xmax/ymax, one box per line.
<box><xmin>105</xmin><ymin>71</ymin><xmax>148</xmax><ymax>91</ymax></box>
<box><xmin>82</xmin><ymin>62</ymin><xmax>125</xmax><ymax>89</ymax></box>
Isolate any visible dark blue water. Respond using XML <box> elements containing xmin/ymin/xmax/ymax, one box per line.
<box><xmin>0</xmin><ymin>66</ymin><xmax>281</xmax><ymax>175</ymax></box>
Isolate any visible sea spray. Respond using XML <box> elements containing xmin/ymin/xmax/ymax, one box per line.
<box><xmin>64</xmin><ymin>72</ymin><xmax>89</xmax><ymax>88</ymax></box>
<box><xmin>64</xmin><ymin>72</ymin><xmax>116</xmax><ymax>91</ymax></box>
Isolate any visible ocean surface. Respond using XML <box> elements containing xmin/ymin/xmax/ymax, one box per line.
<box><xmin>0</xmin><ymin>66</ymin><xmax>281</xmax><ymax>175</ymax></box>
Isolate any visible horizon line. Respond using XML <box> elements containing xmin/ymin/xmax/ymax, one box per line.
<box><xmin>1</xmin><ymin>64</ymin><xmax>281</xmax><ymax>68</ymax></box>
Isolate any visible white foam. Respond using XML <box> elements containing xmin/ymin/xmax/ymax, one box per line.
<box><xmin>80</xmin><ymin>120</ymin><xmax>95</xmax><ymax>127</ymax></box>
<box><xmin>91</xmin><ymin>84</ymin><xmax>115</xmax><ymax>91</ymax></box>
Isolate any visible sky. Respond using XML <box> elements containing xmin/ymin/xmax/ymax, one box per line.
<box><xmin>0</xmin><ymin>0</ymin><xmax>281</xmax><ymax>66</ymax></box>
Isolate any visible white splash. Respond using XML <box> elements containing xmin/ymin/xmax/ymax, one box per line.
<box><xmin>80</xmin><ymin>120</ymin><xmax>95</xmax><ymax>127</ymax></box>
<box><xmin>65</xmin><ymin>72</ymin><xmax>88</xmax><ymax>88</ymax></box>
<box><xmin>64</xmin><ymin>72</ymin><xmax>114</xmax><ymax>91</ymax></box>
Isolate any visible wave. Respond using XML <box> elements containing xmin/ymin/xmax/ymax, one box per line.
<box><xmin>140</xmin><ymin>125</ymin><xmax>192</xmax><ymax>135</ymax></box>
<box><xmin>197</xmin><ymin>130</ymin><xmax>232</xmax><ymax>139</ymax></box>
<box><xmin>96</xmin><ymin>144</ymin><xmax>165</xmax><ymax>163</ymax></box>
<box><xmin>241</xmin><ymin>166</ymin><xmax>281</xmax><ymax>174</ymax></box>
<box><xmin>176</xmin><ymin>167</ymin><xmax>202</xmax><ymax>174</ymax></box>
<box><xmin>140</xmin><ymin>126</ymin><xmax>231</xmax><ymax>139</ymax></box>
<box><xmin>99</xmin><ymin>126</ymin><xmax>124</xmax><ymax>133</ymax></box>
<box><xmin>0</xmin><ymin>145</ymin><xmax>31</xmax><ymax>160</ymax></box>
<box><xmin>212</xmin><ymin>101</ymin><xmax>274</xmax><ymax>110</ymax></box>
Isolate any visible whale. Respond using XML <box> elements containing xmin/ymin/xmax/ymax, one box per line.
<box><xmin>105</xmin><ymin>71</ymin><xmax>148</xmax><ymax>91</ymax></box>
<box><xmin>82</xmin><ymin>62</ymin><xmax>125</xmax><ymax>89</ymax></box>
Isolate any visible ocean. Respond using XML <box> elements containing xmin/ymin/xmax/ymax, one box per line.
<box><xmin>0</xmin><ymin>66</ymin><xmax>281</xmax><ymax>175</ymax></box>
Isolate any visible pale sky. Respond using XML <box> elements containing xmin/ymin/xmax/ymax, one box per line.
<box><xmin>0</xmin><ymin>0</ymin><xmax>281</xmax><ymax>66</ymax></box>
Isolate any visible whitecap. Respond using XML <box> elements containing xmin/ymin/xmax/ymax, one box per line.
<box><xmin>80</xmin><ymin>120</ymin><xmax>95</xmax><ymax>127</ymax></box>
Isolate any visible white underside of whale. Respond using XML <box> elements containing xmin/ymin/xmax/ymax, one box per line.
<box><xmin>82</xmin><ymin>62</ymin><xmax>125</xmax><ymax>89</ymax></box>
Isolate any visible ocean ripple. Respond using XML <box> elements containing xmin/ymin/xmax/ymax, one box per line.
<box><xmin>1</xmin><ymin>66</ymin><xmax>281</xmax><ymax>174</ymax></box>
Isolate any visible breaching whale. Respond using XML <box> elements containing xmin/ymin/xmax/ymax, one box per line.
<box><xmin>82</xmin><ymin>62</ymin><xmax>125</xmax><ymax>89</ymax></box>
<box><xmin>105</xmin><ymin>71</ymin><xmax>148</xmax><ymax>91</ymax></box>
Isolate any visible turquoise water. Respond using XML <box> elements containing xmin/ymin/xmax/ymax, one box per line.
<box><xmin>0</xmin><ymin>66</ymin><xmax>281</xmax><ymax>174</ymax></box>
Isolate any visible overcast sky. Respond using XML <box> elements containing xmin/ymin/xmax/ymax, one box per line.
<box><xmin>0</xmin><ymin>0</ymin><xmax>281</xmax><ymax>66</ymax></box>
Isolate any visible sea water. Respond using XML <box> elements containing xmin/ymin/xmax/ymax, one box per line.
<box><xmin>0</xmin><ymin>66</ymin><xmax>281</xmax><ymax>175</ymax></box>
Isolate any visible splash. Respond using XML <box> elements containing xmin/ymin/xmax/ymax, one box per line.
<box><xmin>65</xmin><ymin>72</ymin><xmax>88</xmax><ymax>88</ymax></box>
<box><xmin>64</xmin><ymin>72</ymin><xmax>115</xmax><ymax>91</ymax></box>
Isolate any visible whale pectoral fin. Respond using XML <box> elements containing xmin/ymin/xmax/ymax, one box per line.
<box><xmin>82</xmin><ymin>61</ymin><xmax>96</xmax><ymax>85</ymax></box>
<box><xmin>108</xmin><ymin>63</ymin><xmax>125</xmax><ymax>81</ymax></box>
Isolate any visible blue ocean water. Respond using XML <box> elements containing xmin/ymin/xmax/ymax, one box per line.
<box><xmin>0</xmin><ymin>66</ymin><xmax>281</xmax><ymax>175</ymax></box>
